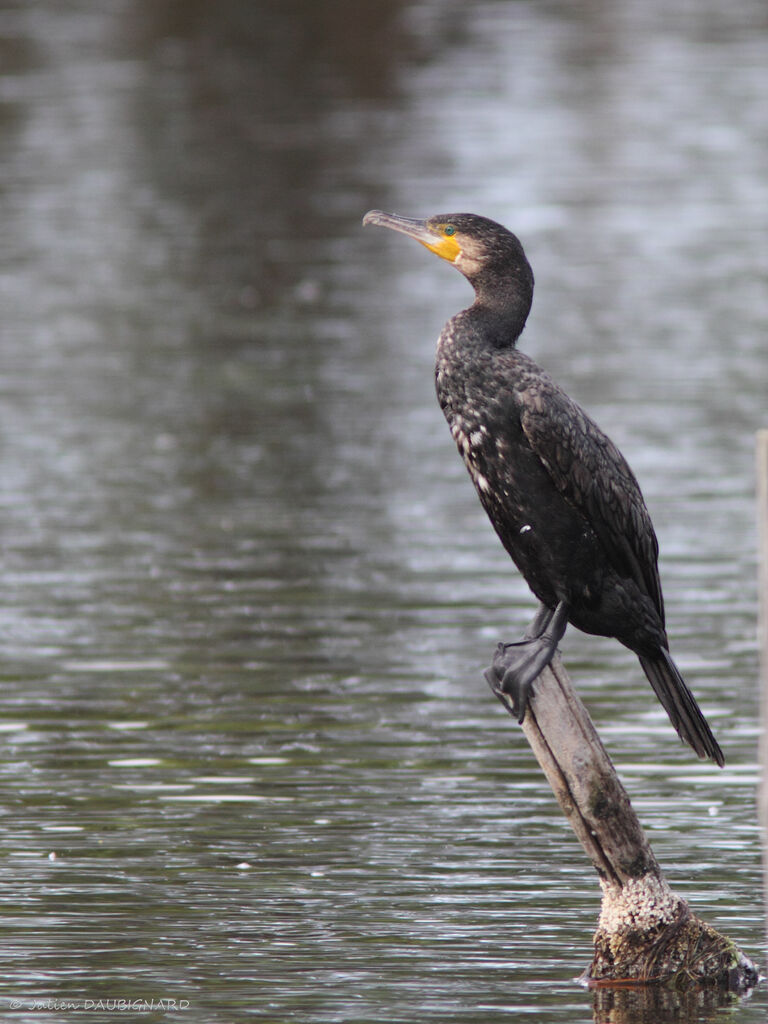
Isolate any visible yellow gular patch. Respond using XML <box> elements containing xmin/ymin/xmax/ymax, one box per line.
<box><xmin>421</xmin><ymin>233</ymin><xmax>462</xmax><ymax>263</ymax></box>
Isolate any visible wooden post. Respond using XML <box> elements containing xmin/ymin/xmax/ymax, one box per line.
<box><xmin>487</xmin><ymin>655</ymin><xmax>758</xmax><ymax>989</ymax></box>
<box><xmin>757</xmin><ymin>429</ymin><xmax>768</xmax><ymax>953</ymax></box>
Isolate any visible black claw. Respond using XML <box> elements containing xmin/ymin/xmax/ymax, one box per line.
<box><xmin>501</xmin><ymin>669</ymin><xmax>530</xmax><ymax>723</ymax></box>
<box><xmin>484</xmin><ymin>662</ymin><xmax>526</xmax><ymax>721</ymax></box>
<box><xmin>484</xmin><ymin>644</ymin><xmax>532</xmax><ymax>721</ymax></box>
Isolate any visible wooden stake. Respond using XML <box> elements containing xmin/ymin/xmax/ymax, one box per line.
<box><xmin>487</xmin><ymin>655</ymin><xmax>758</xmax><ymax>989</ymax></box>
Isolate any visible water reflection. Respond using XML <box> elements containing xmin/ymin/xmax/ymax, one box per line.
<box><xmin>0</xmin><ymin>0</ymin><xmax>766</xmax><ymax>1021</ymax></box>
<box><xmin>591</xmin><ymin>983</ymin><xmax>744</xmax><ymax>1024</ymax></box>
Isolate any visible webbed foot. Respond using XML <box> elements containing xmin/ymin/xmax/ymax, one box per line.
<box><xmin>484</xmin><ymin>602</ymin><xmax>568</xmax><ymax>721</ymax></box>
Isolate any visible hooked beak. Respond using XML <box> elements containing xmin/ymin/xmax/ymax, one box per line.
<box><xmin>363</xmin><ymin>210</ymin><xmax>437</xmax><ymax>245</ymax></box>
<box><xmin>363</xmin><ymin>210</ymin><xmax>461</xmax><ymax>263</ymax></box>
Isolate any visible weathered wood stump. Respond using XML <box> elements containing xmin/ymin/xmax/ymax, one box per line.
<box><xmin>486</xmin><ymin>652</ymin><xmax>758</xmax><ymax>990</ymax></box>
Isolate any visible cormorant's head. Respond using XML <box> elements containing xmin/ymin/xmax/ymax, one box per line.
<box><xmin>363</xmin><ymin>210</ymin><xmax>533</xmax><ymax>318</ymax></box>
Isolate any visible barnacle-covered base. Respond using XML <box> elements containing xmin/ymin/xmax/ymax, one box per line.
<box><xmin>585</xmin><ymin>875</ymin><xmax>759</xmax><ymax>992</ymax></box>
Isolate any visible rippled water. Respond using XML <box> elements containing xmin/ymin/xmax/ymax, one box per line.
<box><xmin>0</xmin><ymin>0</ymin><xmax>767</xmax><ymax>1021</ymax></box>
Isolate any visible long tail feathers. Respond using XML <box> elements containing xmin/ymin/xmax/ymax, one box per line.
<box><xmin>638</xmin><ymin>650</ymin><xmax>724</xmax><ymax>767</ymax></box>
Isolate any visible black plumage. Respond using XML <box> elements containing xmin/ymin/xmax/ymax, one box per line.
<box><xmin>363</xmin><ymin>209</ymin><xmax>723</xmax><ymax>767</ymax></box>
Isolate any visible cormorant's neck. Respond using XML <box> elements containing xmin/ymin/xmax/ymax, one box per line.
<box><xmin>468</xmin><ymin>274</ymin><xmax>533</xmax><ymax>348</ymax></box>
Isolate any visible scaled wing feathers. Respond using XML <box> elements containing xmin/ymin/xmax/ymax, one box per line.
<box><xmin>519</xmin><ymin>378</ymin><xmax>664</xmax><ymax>621</ymax></box>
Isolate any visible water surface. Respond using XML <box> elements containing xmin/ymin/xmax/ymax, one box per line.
<box><xmin>0</xmin><ymin>0</ymin><xmax>767</xmax><ymax>1021</ymax></box>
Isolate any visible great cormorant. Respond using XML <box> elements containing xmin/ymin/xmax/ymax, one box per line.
<box><xmin>363</xmin><ymin>209</ymin><xmax>723</xmax><ymax>767</ymax></box>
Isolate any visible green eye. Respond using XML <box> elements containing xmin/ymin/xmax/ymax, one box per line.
<box><xmin>444</xmin><ymin>225</ymin><xmax>456</xmax><ymax>236</ymax></box>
